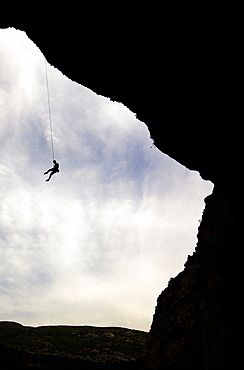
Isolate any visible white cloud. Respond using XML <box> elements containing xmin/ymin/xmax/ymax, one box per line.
<box><xmin>0</xmin><ymin>28</ymin><xmax>213</xmax><ymax>331</ymax></box>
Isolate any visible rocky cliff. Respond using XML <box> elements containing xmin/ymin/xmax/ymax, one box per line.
<box><xmin>144</xmin><ymin>187</ymin><xmax>239</xmax><ymax>369</ymax></box>
<box><xmin>2</xmin><ymin>14</ymin><xmax>240</xmax><ymax>369</ymax></box>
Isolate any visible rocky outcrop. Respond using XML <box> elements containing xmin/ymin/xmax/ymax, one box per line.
<box><xmin>2</xmin><ymin>17</ymin><xmax>240</xmax><ymax>369</ymax></box>
<box><xmin>144</xmin><ymin>187</ymin><xmax>239</xmax><ymax>369</ymax></box>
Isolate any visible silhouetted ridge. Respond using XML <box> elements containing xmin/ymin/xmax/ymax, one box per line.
<box><xmin>0</xmin><ymin>322</ymin><xmax>147</xmax><ymax>369</ymax></box>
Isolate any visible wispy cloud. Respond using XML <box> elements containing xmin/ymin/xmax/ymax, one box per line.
<box><xmin>0</xmin><ymin>28</ymin><xmax>213</xmax><ymax>331</ymax></box>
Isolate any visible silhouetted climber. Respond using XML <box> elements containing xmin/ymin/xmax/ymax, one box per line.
<box><xmin>44</xmin><ymin>160</ymin><xmax>59</xmax><ymax>181</ymax></box>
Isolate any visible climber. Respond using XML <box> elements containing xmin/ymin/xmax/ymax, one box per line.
<box><xmin>44</xmin><ymin>160</ymin><xmax>59</xmax><ymax>181</ymax></box>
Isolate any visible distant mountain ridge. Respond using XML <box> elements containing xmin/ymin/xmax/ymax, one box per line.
<box><xmin>0</xmin><ymin>321</ymin><xmax>147</xmax><ymax>369</ymax></box>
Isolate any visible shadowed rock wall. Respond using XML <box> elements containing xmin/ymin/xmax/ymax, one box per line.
<box><xmin>144</xmin><ymin>187</ymin><xmax>239</xmax><ymax>369</ymax></box>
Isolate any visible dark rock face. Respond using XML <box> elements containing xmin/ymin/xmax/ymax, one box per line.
<box><xmin>2</xmin><ymin>19</ymin><xmax>240</xmax><ymax>369</ymax></box>
<box><xmin>144</xmin><ymin>188</ymin><xmax>239</xmax><ymax>369</ymax></box>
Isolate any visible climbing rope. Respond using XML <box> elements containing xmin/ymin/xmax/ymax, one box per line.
<box><xmin>45</xmin><ymin>60</ymin><xmax>55</xmax><ymax>161</ymax></box>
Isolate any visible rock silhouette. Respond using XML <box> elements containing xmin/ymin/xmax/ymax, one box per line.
<box><xmin>0</xmin><ymin>322</ymin><xmax>146</xmax><ymax>369</ymax></box>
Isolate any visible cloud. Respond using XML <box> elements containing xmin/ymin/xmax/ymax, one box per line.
<box><xmin>0</xmin><ymin>28</ymin><xmax>213</xmax><ymax>331</ymax></box>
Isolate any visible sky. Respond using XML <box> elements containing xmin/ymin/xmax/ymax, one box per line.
<box><xmin>0</xmin><ymin>28</ymin><xmax>213</xmax><ymax>331</ymax></box>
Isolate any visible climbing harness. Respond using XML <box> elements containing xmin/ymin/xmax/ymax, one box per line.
<box><xmin>45</xmin><ymin>60</ymin><xmax>55</xmax><ymax>161</ymax></box>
